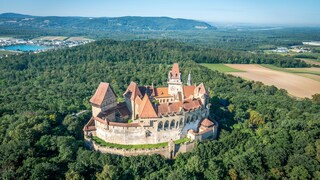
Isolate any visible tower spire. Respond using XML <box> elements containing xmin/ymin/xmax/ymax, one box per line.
<box><xmin>187</xmin><ymin>71</ymin><xmax>192</xmax><ymax>86</ymax></box>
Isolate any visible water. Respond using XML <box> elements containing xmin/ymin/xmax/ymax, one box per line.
<box><xmin>2</xmin><ymin>44</ymin><xmax>49</xmax><ymax>52</ymax></box>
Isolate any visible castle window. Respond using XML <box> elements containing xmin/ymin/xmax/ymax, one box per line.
<box><xmin>170</xmin><ymin>120</ymin><xmax>175</xmax><ymax>129</ymax></box>
<box><xmin>187</xmin><ymin>117</ymin><xmax>191</xmax><ymax>124</ymax></box>
<box><xmin>158</xmin><ymin>121</ymin><xmax>163</xmax><ymax>131</ymax></box>
<box><xmin>164</xmin><ymin>120</ymin><xmax>169</xmax><ymax>130</ymax></box>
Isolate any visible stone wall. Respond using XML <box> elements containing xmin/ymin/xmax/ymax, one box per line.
<box><xmin>95</xmin><ymin>114</ymin><xmax>202</xmax><ymax>145</ymax></box>
<box><xmin>94</xmin><ymin>106</ymin><xmax>210</xmax><ymax>145</ymax></box>
<box><xmin>85</xmin><ymin>137</ymin><xmax>196</xmax><ymax>159</ymax></box>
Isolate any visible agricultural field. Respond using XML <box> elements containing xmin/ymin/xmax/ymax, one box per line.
<box><xmin>299</xmin><ymin>58</ymin><xmax>320</xmax><ymax>66</ymax></box>
<box><xmin>200</xmin><ymin>63</ymin><xmax>245</xmax><ymax>72</ymax></box>
<box><xmin>202</xmin><ymin>63</ymin><xmax>320</xmax><ymax>98</ymax></box>
<box><xmin>66</xmin><ymin>36</ymin><xmax>93</xmax><ymax>41</ymax></box>
<box><xmin>33</xmin><ymin>36</ymin><xmax>68</xmax><ymax>41</ymax></box>
<box><xmin>262</xmin><ymin>64</ymin><xmax>320</xmax><ymax>76</ymax></box>
<box><xmin>225</xmin><ymin>64</ymin><xmax>320</xmax><ymax>98</ymax></box>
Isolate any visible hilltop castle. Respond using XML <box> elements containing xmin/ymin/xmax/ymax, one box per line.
<box><xmin>84</xmin><ymin>63</ymin><xmax>218</xmax><ymax>157</ymax></box>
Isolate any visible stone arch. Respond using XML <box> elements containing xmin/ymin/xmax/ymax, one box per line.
<box><xmin>158</xmin><ymin>121</ymin><xmax>163</xmax><ymax>130</ymax></box>
<box><xmin>170</xmin><ymin>120</ymin><xmax>175</xmax><ymax>129</ymax></box>
<box><xmin>164</xmin><ymin>120</ymin><xmax>169</xmax><ymax>130</ymax></box>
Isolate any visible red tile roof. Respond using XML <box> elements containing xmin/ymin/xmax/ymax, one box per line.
<box><xmin>138</xmin><ymin>94</ymin><xmax>158</xmax><ymax>118</ymax></box>
<box><xmin>183</xmin><ymin>99</ymin><xmax>202</xmax><ymax>111</ymax></box>
<box><xmin>170</xmin><ymin>63</ymin><xmax>180</xmax><ymax>79</ymax></box>
<box><xmin>154</xmin><ymin>87</ymin><xmax>171</xmax><ymax>97</ymax></box>
<box><xmin>90</xmin><ymin>82</ymin><xmax>115</xmax><ymax>106</ymax></box>
<box><xmin>135</xmin><ymin>96</ymin><xmax>142</xmax><ymax>106</ymax></box>
<box><xmin>123</xmin><ymin>82</ymin><xmax>142</xmax><ymax>100</ymax></box>
<box><xmin>194</xmin><ymin>83</ymin><xmax>208</xmax><ymax>96</ymax></box>
<box><xmin>83</xmin><ymin>117</ymin><xmax>96</xmax><ymax>131</ymax></box>
<box><xmin>157</xmin><ymin>101</ymin><xmax>182</xmax><ymax>115</ymax></box>
<box><xmin>201</xmin><ymin>118</ymin><xmax>214</xmax><ymax>127</ymax></box>
<box><xmin>183</xmin><ymin>85</ymin><xmax>195</xmax><ymax>99</ymax></box>
<box><xmin>109</xmin><ymin>122</ymin><xmax>140</xmax><ymax>127</ymax></box>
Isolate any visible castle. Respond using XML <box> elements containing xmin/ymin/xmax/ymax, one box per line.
<box><xmin>83</xmin><ymin>63</ymin><xmax>218</xmax><ymax>157</ymax></box>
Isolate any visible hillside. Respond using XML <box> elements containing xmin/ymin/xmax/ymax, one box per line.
<box><xmin>0</xmin><ymin>13</ymin><xmax>215</xmax><ymax>33</ymax></box>
<box><xmin>0</xmin><ymin>39</ymin><xmax>319</xmax><ymax>179</ymax></box>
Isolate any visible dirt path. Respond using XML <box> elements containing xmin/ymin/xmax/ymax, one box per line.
<box><xmin>225</xmin><ymin>64</ymin><xmax>320</xmax><ymax>98</ymax></box>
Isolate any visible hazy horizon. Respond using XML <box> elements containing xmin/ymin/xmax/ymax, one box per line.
<box><xmin>1</xmin><ymin>0</ymin><xmax>320</xmax><ymax>26</ymax></box>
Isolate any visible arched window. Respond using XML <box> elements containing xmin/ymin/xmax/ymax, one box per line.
<box><xmin>158</xmin><ymin>121</ymin><xmax>163</xmax><ymax>130</ymax></box>
<box><xmin>179</xmin><ymin>118</ymin><xmax>183</xmax><ymax>127</ymax></box>
<box><xmin>170</xmin><ymin>120</ymin><xmax>175</xmax><ymax>129</ymax></box>
<box><xmin>186</xmin><ymin>117</ymin><xmax>191</xmax><ymax>124</ymax></box>
<box><xmin>164</xmin><ymin>120</ymin><xmax>169</xmax><ymax>130</ymax></box>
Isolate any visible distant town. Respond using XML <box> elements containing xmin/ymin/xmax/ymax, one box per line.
<box><xmin>0</xmin><ymin>36</ymin><xmax>94</xmax><ymax>58</ymax></box>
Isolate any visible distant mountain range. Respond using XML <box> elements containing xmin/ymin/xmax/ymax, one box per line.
<box><xmin>0</xmin><ymin>13</ymin><xmax>216</xmax><ymax>32</ymax></box>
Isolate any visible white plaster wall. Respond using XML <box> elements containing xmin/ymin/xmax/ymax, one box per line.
<box><xmin>94</xmin><ymin>106</ymin><xmax>212</xmax><ymax>145</ymax></box>
<box><xmin>92</xmin><ymin>106</ymin><xmax>101</xmax><ymax>117</ymax></box>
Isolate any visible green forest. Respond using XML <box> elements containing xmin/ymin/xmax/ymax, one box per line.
<box><xmin>0</xmin><ymin>39</ymin><xmax>319</xmax><ymax>179</ymax></box>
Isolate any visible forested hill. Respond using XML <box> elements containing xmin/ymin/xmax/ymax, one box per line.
<box><xmin>0</xmin><ymin>39</ymin><xmax>319</xmax><ymax>179</ymax></box>
<box><xmin>3</xmin><ymin>39</ymin><xmax>307</xmax><ymax>71</ymax></box>
<box><xmin>0</xmin><ymin>13</ymin><xmax>215</xmax><ymax>32</ymax></box>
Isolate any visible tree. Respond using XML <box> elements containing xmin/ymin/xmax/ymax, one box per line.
<box><xmin>96</xmin><ymin>164</ymin><xmax>118</xmax><ymax>180</ymax></box>
<box><xmin>287</xmin><ymin>166</ymin><xmax>310</xmax><ymax>180</ymax></box>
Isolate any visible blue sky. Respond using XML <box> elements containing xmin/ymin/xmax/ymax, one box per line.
<box><xmin>0</xmin><ymin>0</ymin><xmax>319</xmax><ymax>26</ymax></box>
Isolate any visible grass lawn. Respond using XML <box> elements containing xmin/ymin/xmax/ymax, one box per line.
<box><xmin>92</xmin><ymin>136</ymin><xmax>190</xmax><ymax>150</ymax></box>
<box><xmin>200</xmin><ymin>63</ymin><xmax>245</xmax><ymax>73</ymax></box>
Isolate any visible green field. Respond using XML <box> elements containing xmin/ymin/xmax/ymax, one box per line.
<box><xmin>262</xmin><ymin>64</ymin><xmax>320</xmax><ymax>76</ymax></box>
<box><xmin>92</xmin><ymin>136</ymin><xmax>190</xmax><ymax>150</ymax></box>
<box><xmin>200</xmin><ymin>63</ymin><xmax>245</xmax><ymax>73</ymax></box>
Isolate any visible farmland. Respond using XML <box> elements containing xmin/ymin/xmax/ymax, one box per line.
<box><xmin>202</xmin><ymin>63</ymin><xmax>320</xmax><ymax>98</ymax></box>
<box><xmin>200</xmin><ymin>63</ymin><xmax>245</xmax><ymax>72</ymax></box>
<box><xmin>226</xmin><ymin>64</ymin><xmax>320</xmax><ymax>98</ymax></box>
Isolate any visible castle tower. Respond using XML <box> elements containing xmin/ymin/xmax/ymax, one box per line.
<box><xmin>90</xmin><ymin>82</ymin><xmax>117</xmax><ymax>117</ymax></box>
<box><xmin>123</xmin><ymin>82</ymin><xmax>142</xmax><ymax>120</ymax></box>
<box><xmin>187</xmin><ymin>72</ymin><xmax>192</xmax><ymax>86</ymax></box>
<box><xmin>168</xmin><ymin>63</ymin><xmax>183</xmax><ymax>97</ymax></box>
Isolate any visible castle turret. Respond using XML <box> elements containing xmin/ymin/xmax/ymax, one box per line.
<box><xmin>187</xmin><ymin>72</ymin><xmax>192</xmax><ymax>86</ymax></box>
<box><xmin>168</xmin><ymin>63</ymin><xmax>183</xmax><ymax>98</ymax></box>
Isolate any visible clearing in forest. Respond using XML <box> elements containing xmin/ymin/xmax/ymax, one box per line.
<box><xmin>299</xmin><ymin>58</ymin><xmax>320</xmax><ymax>66</ymax></box>
<box><xmin>33</xmin><ymin>36</ymin><xmax>68</xmax><ymax>41</ymax></box>
<box><xmin>224</xmin><ymin>64</ymin><xmax>320</xmax><ymax>98</ymax></box>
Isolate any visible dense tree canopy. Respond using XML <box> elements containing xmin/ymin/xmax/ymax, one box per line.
<box><xmin>0</xmin><ymin>39</ymin><xmax>319</xmax><ymax>179</ymax></box>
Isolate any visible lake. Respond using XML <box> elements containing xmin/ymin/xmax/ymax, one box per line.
<box><xmin>1</xmin><ymin>44</ymin><xmax>49</xmax><ymax>52</ymax></box>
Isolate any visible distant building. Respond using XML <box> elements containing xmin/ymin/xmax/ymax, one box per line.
<box><xmin>273</xmin><ymin>47</ymin><xmax>289</xmax><ymax>53</ymax></box>
<box><xmin>83</xmin><ymin>63</ymin><xmax>218</xmax><ymax>157</ymax></box>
